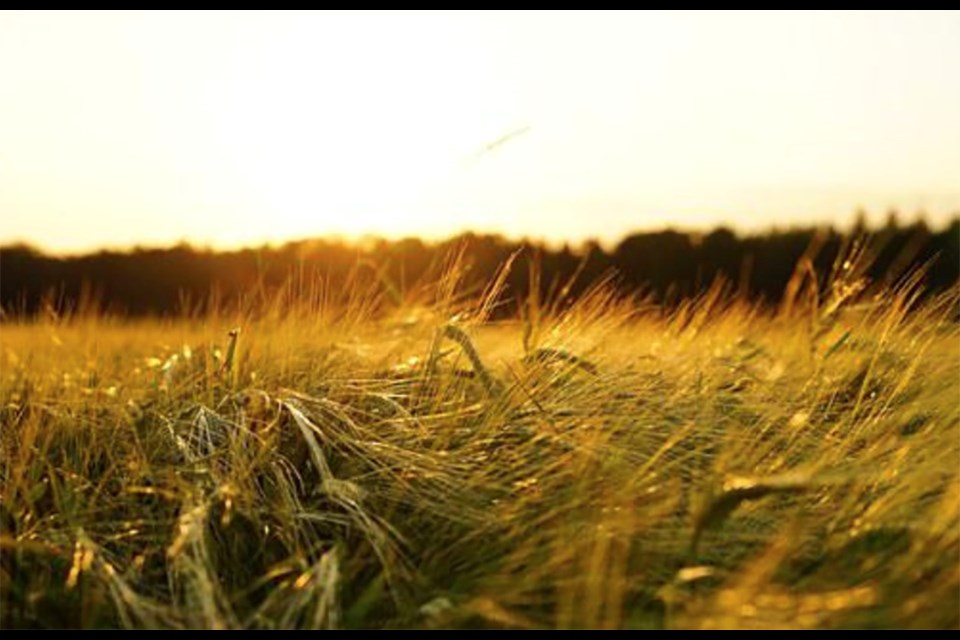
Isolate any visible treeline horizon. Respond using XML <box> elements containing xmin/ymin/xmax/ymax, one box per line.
<box><xmin>1</xmin><ymin>215</ymin><xmax>957</xmax><ymax>318</ymax></box>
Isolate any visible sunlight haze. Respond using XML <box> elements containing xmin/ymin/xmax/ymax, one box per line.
<box><xmin>2</xmin><ymin>10</ymin><xmax>958</xmax><ymax>252</ymax></box>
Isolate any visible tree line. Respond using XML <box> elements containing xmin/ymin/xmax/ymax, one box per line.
<box><xmin>1</xmin><ymin>216</ymin><xmax>957</xmax><ymax>318</ymax></box>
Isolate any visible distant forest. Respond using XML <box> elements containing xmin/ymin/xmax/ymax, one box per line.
<box><xmin>1</xmin><ymin>215</ymin><xmax>957</xmax><ymax>318</ymax></box>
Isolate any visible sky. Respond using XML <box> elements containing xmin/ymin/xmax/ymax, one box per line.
<box><xmin>2</xmin><ymin>10</ymin><xmax>959</xmax><ymax>253</ymax></box>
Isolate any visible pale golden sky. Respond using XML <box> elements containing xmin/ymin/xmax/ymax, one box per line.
<box><xmin>2</xmin><ymin>10</ymin><xmax>959</xmax><ymax>252</ymax></box>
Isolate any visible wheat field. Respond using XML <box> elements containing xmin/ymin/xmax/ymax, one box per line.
<box><xmin>2</xmin><ymin>250</ymin><xmax>958</xmax><ymax>629</ymax></box>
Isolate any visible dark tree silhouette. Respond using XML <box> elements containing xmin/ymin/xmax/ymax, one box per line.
<box><xmin>1</xmin><ymin>214</ymin><xmax>957</xmax><ymax>318</ymax></box>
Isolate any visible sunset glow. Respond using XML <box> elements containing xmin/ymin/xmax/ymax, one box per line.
<box><xmin>2</xmin><ymin>10</ymin><xmax>958</xmax><ymax>252</ymax></box>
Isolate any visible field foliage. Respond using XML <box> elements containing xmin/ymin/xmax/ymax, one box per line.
<box><xmin>2</xmin><ymin>245</ymin><xmax>958</xmax><ymax>628</ymax></box>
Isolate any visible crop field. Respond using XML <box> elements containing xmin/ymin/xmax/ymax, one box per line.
<box><xmin>1</xmin><ymin>252</ymin><xmax>958</xmax><ymax>629</ymax></box>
